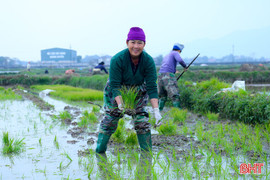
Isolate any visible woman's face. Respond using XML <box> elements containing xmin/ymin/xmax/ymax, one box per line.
<box><xmin>126</xmin><ymin>40</ymin><xmax>145</xmax><ymax>58</ymax></box>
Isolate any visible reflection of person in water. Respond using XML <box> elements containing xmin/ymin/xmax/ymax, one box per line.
<box><xmin>96</xmin><ymin>153</ymin><xmax>115</xmax><ymax>179</ymax></box>
<box><xmin>136</xmin><ymin>152</ymin><xmax>152</xmax><ymax>179</ymax></box>
<box><xmin>96</xmin><ymin>152</ymin><xmax>152</xmax><ymax>179</ymax></box>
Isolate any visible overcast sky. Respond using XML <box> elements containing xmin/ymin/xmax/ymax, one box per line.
<box><xmin>1</xmin><ymin>0</ymin><xmax>270</xmax><ymax>61</ymax></box>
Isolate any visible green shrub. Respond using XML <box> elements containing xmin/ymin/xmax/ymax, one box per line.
<box><xmin>179</xmin><ymin>78</ymin><xmax>270</xmax><ymax>124</ymax></box>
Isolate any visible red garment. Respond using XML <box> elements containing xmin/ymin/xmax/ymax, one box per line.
<box><xmin>65</xmin><ymin>69</ymin><xmax>75</xmax><ymax>74</ymax></box>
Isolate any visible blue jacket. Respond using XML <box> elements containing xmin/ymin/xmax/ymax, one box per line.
<box><xmin>95</xmin><ymin>64</ymin><xmax>108</xmax><ymax>74</ymax></box>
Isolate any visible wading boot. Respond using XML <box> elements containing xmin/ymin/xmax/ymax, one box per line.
<box><xmin>137</xmin><ymin>131</ymin><xmax>152</xmax><ymax>152</ymax></box>
<box><xmin>96</xmin><ymin>133</ymin><xmax>111</xmax><ymax>153</ymax></box>
<box><xmin>172</xmin><ymin>101</ymin><xmax>181</xmax><ymax>109</ymax></box>
<box><xmin>159</xmin><ymin>98</ymin><xmax>166</xmax><ymax>111</ymax></box>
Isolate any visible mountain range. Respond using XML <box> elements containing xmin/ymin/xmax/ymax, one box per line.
<box><xmin>184</xmin><ymin>26</ymin><xmax>270</xmax><ymax>59</ymax></box>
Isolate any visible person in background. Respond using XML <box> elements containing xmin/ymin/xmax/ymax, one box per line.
<box><xmin>93</xmin><ymin>62</ymin><xmax>108</xmax><ymax>74</ymax></box>
<box><xmin>27</xmin><ymin>62</ymin><xmax>31</xmax><ymax>71</ymax></box>
<box><xmin>44</xmin><ymin>69</ymin><xmax>49</xmax><ymax>74</ymax></box>
<box><xmin>96</xmin><ymin>27</ymin><xmax>162</xmax><ymax>154</ymax></box>
<box><xmin>65</xmin><ymin>69</ymin><xmax>75</xmax><ymax>75</ymax></box>
<box><xmin>158</xmin><ymin>43</ymin><xmax>187</xmax><ymax>111</ymax></box>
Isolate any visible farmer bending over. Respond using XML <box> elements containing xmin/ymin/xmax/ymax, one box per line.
<box><xmin>158</xmin><ymin>43</ymin><xmax>187</xmax><ymax>111</ymax></box>
<box><xmin>93</xmin><ymin>61</ymin><xmax>108</xmax><ymax>74</ymax></box>
<box><xmin>96</xmin><ymin>27</ymin><xmax>162</xmax><ymax>153</ymax></box>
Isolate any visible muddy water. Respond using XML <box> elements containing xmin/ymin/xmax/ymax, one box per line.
<box><xmin>0</xmin><ymin>91</ymin><xmax>158</xmax><ymax>179</ymax></box>
<box><xmin>0</xmin><ymin>90</ymin><xmax>101</xmax><ymax>179</ymax></box>
<box><xmin>246</xmin><ymin>83</ymin><xmax>270</xmax><ymax>92</ymax></box>
<box><xmin>1</xmin><ymin>90</ymin><xmax>269</xmax><ymax>179</ymax></box>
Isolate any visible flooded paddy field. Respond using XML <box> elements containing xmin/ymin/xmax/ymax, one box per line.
<box><xmin>245</xmin><ymin>84</ymin><xmax>270</xmax><ymax>93</ymax></box>
<box><xmin>0</xmin><ymin>88</ymin><xmax>270</xmax><ymax>179</ymax></box>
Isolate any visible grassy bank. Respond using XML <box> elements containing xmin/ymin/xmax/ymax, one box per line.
<box><xmin>179</xmin><ymin>78</ymin><xmax>270</xmax><ymax>124</ymax></box>
<box><xmin>0</xmin><ymin>74</ymin><xmax>108</xmax><ymax>91</ymax></box>
<box><xmin>31</xmin><ymin>84</ymin><xmax>104</xmax><ymax>101</ymax></box>
<box><xmin>0</xmin><ymin>86</ymin><xmax>22</xmax><ymax>100</ymax></box>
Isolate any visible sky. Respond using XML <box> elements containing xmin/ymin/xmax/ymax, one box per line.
<box><xmin>1</xmin><ymin>0</ymin><xmax>270</xmax><ymax>61</ymax></box>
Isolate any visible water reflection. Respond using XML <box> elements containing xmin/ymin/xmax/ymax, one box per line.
<box><xmin>136</xmin><ymin>152</ymin><xmax>152</xmax><ymax>180</ymax></box>
<box><xmin>96</xmin><ymin>153</ymin><xmax>116</xmax><ymax>179</ymax></box>
<box><xmin>96</xmin><ymin>151</ymin><xmax>153</xmax><ymax>180</ymax></box>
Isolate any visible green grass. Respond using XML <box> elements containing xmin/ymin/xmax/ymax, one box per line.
<box><xmin>2</xmin><ymin>132</ymin><xmax>25</xmax><ymax>154</ymax></box>
<box><xmin>31</xmin><ymin>84</ymin><xmax>103</xmax><ymax>101</ymax></box>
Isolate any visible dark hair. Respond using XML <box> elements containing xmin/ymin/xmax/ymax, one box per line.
<box><xmin>99</xmin><ymin>62</ymin><xmax>105</xmax><ymax>65</ymax></box>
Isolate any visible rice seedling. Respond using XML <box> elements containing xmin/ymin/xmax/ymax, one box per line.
<box><xmin>59</xmin><ymin>152</ymin><xmax>72</xmax><ymax>172</ymax></box>
<box><xmin>119</xmin><ymin>86</ymin><xmax>139</xmax><ymax>110</ymax></box>
<box><xmin>39</xmin><ymin>138</ymin><xmax>42</xmax><ymax>146</ymax></box>
<box><xmin>157</xmin><ymin>120</ymin><xmax>177</xmax><ymax>136</ymax></box>
<box><xmin>58</xmin><ymin>111</ymin><xmax>72</xmax><ymax>121</ymax></box>
<box><xmin>195</xmin><ymin>121</ymin><xmax>205</xmax><ymax>142</ymax></box>
<box><xmin>169</xmin><ymin>108</ymin><xmax>187</xmax><ymax>124</ymax></box>
<box><xmin>78</xmin><ymin>110</ymin><xmax>98</xmax><ymax>128</ymax></box>
<box><xmin>63</xmin><ymin>152</ymin><xmax>72</xmax><ymax>162</ymax></box>
<box><xmin>33</xmin><ymin>121</ymin><xmax>37</xmax><ymax>131</ymax></box>
<box><xmin>181</xmin><ymin>125</ymin><xmax>189</xmax><ymax>135</ymax></box>
<box><xmin>206</xmin><ymin>111</ymin><xmax>219</xmax><ymax>121</ymax></box>
<box><xmin>2</xmin><ymin>132</ymin><xmax>25</xmax><ymax>154</ymax></box>
<box><xmin>54</xmin><ymin>135</ymin><xmax>59</xmax><ymax>149</ymax></box>
<box><xmin>111</xmin><ymin>119</ymin><xmax>126</xmax><ymax>143</ymax></box>
<box><xmin>148</xmin><ymin>111</ymin><xmax>156</xmax><ymax>127</ymax></box>
<box><xmin>125</xmin><ymin>131</ymin><xmax>138</xmax><ymax>147</ymax></box>
<box><xmin>192</xmin><ymin>155</ymin><xmax>201</xmax><ymax>178</ymax></box>
<box><xmin>213</xmin><ymin>151</ymin><xmax>223</xmax><ymax>177</ymax></box>
<box><xmin>92</xmin><ymin>105</ymin><xmax>100</xmax><ymax>113</ymax></box>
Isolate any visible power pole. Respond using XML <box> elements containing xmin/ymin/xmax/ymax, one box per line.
<box><xmin>232</xmin><ymin>44</ymin><xmax>235</xmax><ymax>64</ymax></box>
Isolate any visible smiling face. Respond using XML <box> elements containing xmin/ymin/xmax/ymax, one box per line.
<box><xmin>126</xmin><ymin>40</ymin><xmax>145</xmax><ymax>59</ymax></box>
